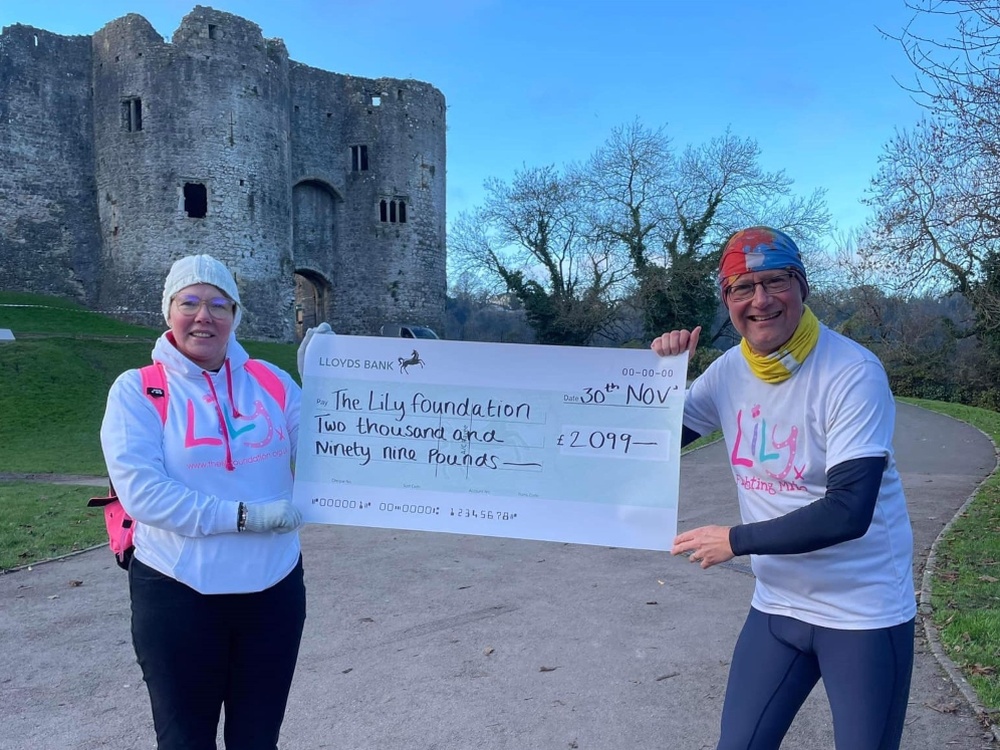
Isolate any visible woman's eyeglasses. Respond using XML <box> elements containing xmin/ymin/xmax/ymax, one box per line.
<box><xmin>173</xmin><ymin>295</ymin><xmax>235</xmax><ymax>319</ymax></box>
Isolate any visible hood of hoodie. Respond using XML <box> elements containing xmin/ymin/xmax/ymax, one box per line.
<box><xmin>152</xmin><ymin>331</ymin><xmax>249</xmax><ymax>377</ymax></box>
<box><xmin>151</xmin><ymin>331</ymin><xmax>253</xmax><ymax>473</ymax></box>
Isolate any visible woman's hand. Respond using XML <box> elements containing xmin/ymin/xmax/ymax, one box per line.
<box><xmin>297</xmin><ymin>322</ymin><xmax>335</xmax><ymax>379</ymax></box>
<box><xmin>244</xmin><ymin>499</ymin><xmax>302</xmax><ymax>534</ymax></box>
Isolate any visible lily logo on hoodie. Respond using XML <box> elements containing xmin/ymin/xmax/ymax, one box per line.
<box><xmin>184</xmin><ymin>398</ymin><xmax>285</xmax><ymax>450</ymax></box>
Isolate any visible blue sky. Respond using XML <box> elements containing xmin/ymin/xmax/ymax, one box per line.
<box><xmin>1</xmin><ymin>0</ymin><xmax>947</xmax><ymax>235</ymax></box>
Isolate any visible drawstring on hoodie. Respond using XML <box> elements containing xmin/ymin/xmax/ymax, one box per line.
<box><xmin>225</xmin><ymin>361</ymin><xmax>243</xmax><ymax>419</ymax></box>
<box><xmin>201</xmin><ymin>360</ymin><xmax>242</xmax><ymax>471</ymax></box>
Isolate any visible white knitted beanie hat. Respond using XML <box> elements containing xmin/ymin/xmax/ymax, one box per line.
<box><xmin>161</xmin><ymin>254</ymin><xmax>242</xmax><ymax>330</ymax></box>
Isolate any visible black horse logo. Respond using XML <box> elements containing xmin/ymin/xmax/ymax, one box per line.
<box><xmin>399</xmin><ymin>349</ymin><xmax>424</xmax><ymax>374</ymax></box>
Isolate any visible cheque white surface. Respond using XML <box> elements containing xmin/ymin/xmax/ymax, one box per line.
<box><xmin>293</xmin><ymin>335</ymin><xmax>687</xmax><ymax>550</ymax></box>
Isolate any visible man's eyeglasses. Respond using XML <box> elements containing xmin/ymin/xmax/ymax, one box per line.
<box><xmin>173</xmin><ymin>295</ymin><xmax>235</xmax><ymax>319</ymax></box>
<box><xmin>725</xmin><ymin>273</ymin><xmax>796</xmax><ymax>302</ymax></box>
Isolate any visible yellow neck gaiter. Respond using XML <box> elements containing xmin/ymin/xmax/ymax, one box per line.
<box><xmin>740</xmin><ymin>306</ymin><xmax>820</xmax><ymax>384</ymax></box>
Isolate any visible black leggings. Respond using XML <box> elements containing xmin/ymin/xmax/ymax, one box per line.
<box><xmin>129</xmin><ymin>557</ymin><xmax>306</xmax><ymax>750</ymax></box>
<box><xmin>718</xmin><ymin>607</ymin><xmax>914</xmax><ymax>750</ymax></box>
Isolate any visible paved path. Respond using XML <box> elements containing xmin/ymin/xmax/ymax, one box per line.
<box><xmin>1</xmin><ymin>403</ymin><xmax>997</xmax><ymax>749</ymax></box>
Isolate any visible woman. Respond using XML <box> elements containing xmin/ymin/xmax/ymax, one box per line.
<box><xmin>101</xmin><ymin>254</ymin><xmax>305</xmax><ymax>750</ymax></box>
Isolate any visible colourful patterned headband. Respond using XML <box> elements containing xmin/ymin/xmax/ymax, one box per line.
<box><xmin>718</xmin><ymin>226</ymin><xmax>806</xmax><ymax>288</ymax></box>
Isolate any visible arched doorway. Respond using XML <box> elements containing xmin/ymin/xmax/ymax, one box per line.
<box><xmin>292</xmin><ymin>179</ymin><xmax>341</xmax><ymax>339</ymax></box>
<box><xmin>294</xmin><ymin>270</ymin><xmax>331</xmax><ymax>341</ymax></box>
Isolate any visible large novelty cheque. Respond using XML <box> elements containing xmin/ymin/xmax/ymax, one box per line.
<box><xmin>293</xmin><ymin>335</ymin><xmax>688</xmax><ymax>550</ymax></box>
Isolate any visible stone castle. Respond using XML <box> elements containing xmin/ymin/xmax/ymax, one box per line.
<box><xmin>0</xmin><ymin>6</ymin><xmax>446</xmax><ymax>340</ymax></box>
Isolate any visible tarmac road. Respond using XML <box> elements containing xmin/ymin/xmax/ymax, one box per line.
<box><xmin>1</xmin><ymin>402</ymin><xmax>997</xmax><ymax>749</ymax></box>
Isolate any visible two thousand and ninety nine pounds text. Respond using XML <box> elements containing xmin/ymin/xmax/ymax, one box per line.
<box><xmin>308</xmin><ymin>384</ymin><xmax>675</xmax><ymax>469</ymax></box>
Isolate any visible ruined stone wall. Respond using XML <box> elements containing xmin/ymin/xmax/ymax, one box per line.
<box><xmin>0</xmin><ymin>6</ymin><xmax>446</xmax><ymax>341</ymax></box>
<box><xmin>0</xmin><ymin>25</ymin><xmax>101</xmax><ymax>303</ymax></box>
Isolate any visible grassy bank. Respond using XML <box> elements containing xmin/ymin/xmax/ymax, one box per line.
<box><xmin>0</xmin><ymin>482</ymin><xmax>107</xmax><ymax>570</ymax></box>
<box><xmin>900</xmin><ymin>398</ymin><xmax>1000</xmax><ymax>709</ymax></box>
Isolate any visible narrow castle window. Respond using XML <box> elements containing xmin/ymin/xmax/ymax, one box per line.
<box><xmin>184</xmin><ymin>183</ymin><xmax>208</xmax><ymax>218</ymax></box>
<box><xmin>371</xmin><ymin>95</ymin><xmax>381</xmax><ymax>107</ymax></box>
<box><xmin>208</xmin><ymin>24</ymin><xmax>218</xmax><ymax>39</ymax></box>
<box><xmin>351</xmin><ymin>145</ymin><xmax>369</xmax><ymax>172</ymax></box>
<box><xmin>122</xmin><ymin>97</ymin><xmax>142</xmax><ymax>132</ymax></box>
<box><xmin>379</xmin><ymin>198</ymin><xmax>408</xmax><ymax>224</ymax></box>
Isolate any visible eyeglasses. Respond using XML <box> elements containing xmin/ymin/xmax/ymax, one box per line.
<box><xmin>173</xmin><ymin>295</ymin><xmax>235</xmax><ymax>319</ymax></box>
<box><xmin>725</xmin><ymin>273</ymin><xmax>796</xmax><ymax>302</ymax></box>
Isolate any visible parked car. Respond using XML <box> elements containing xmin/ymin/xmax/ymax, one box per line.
<box><xmin>379</xmin><ymin>323</ymin><xmax>439</xmax><ymax>340</ymax></box>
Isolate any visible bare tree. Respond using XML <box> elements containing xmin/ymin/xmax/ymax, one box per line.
<box><xmin>451</xmin><ymin>124</ymin><xmax>830</xmax><ymax>346</ymax></box>
<box><xmin>867</xmin><ymin>1</ymin><xmax>1000</xmax><ymax>335</ymax></box>
<box><xmin>893</xmin><ymin>1</ymin><xmax>1000</xmax><ymax>160</ymax></box>
<box><xmin>448</xmin><ymin>165</ymin><xmax>627</xmax><ymax>345</ymax></box>
<box><xmin>577</xmin><ymin>124</ymin><xmax>830</xmax><ymax>341</ymax></box>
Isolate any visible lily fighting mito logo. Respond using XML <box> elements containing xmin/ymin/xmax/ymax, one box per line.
<box><xmin>730</xmin><ymin>403</ymin><xmax>807</xmax><ymax>492</ymax></box>
<box><xmin>184</xmin><ymin>395</ymin><xmax>286</xmax><ymax>450</ymax></box>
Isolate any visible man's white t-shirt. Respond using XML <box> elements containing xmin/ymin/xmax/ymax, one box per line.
<box><xmin>683</xmin><ymin>325</ymin><xmax>916</xmax><ymax>629</ymax></box>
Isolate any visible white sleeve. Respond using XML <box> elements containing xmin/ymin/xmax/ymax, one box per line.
<box><xmin>682</xmin><ymin>358</ymin><xmax>724</xmax><ymax>437</ymax></box>
<box><xmin>823</xmin><ymin>360</ymin><xmax>895</xmax><ymax>468</ymax></box>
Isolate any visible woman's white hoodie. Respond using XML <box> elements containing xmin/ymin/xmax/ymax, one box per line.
<box><xmin>100</xmin><ymin>332</ymin><xmax>302</xmax><ymax>594</ymax></box>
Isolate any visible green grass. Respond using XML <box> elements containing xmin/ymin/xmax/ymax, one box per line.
<box><xmin>0</xmin><ymin>338</ymin><xmax>155</xmax><ymax>472</ymax></box>
<box><xmin>0</xmin><ymin>292</ymin><xmax>161</xmax><ymax>337</ymax></box>
<box><xmin>0</xmin><ymin>482</ymin><xmax>109</xmax><ymax>570</ymax></box>
<box><xmin>900</xmin><ymin>397</ymin><xmax>1000</xmax><ymax>709</ymax></box>
<box><xmin>0</xmin><ymin>292</ymin><xmax>300</xmax><ymax>474</ymax></box>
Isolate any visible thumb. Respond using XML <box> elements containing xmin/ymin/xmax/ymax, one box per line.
<box><xmin>689</xmin><ymin>326</ymin><xmax>702</xmax><ymax>357</ymax></box>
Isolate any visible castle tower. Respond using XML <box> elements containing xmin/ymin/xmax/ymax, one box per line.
<box><xmin>288</xmin><ymin>69</ymin><xmax>447</xmax><ymax>337</ymax></box>
<box><xmin>91</xmin><ymin>8</ymin><xmax>294</xmax><ymax>339</ymax></box>
<box><xmin>0</xmin><ymin>6</ymin><xmax>446</xmax><ymax>341</ymax></box>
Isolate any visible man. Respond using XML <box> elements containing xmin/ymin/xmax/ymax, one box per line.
<box><xmin>652</xmin><ymin>227</ymin><xmax>915</xmax><ymax>750</ymax></box>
